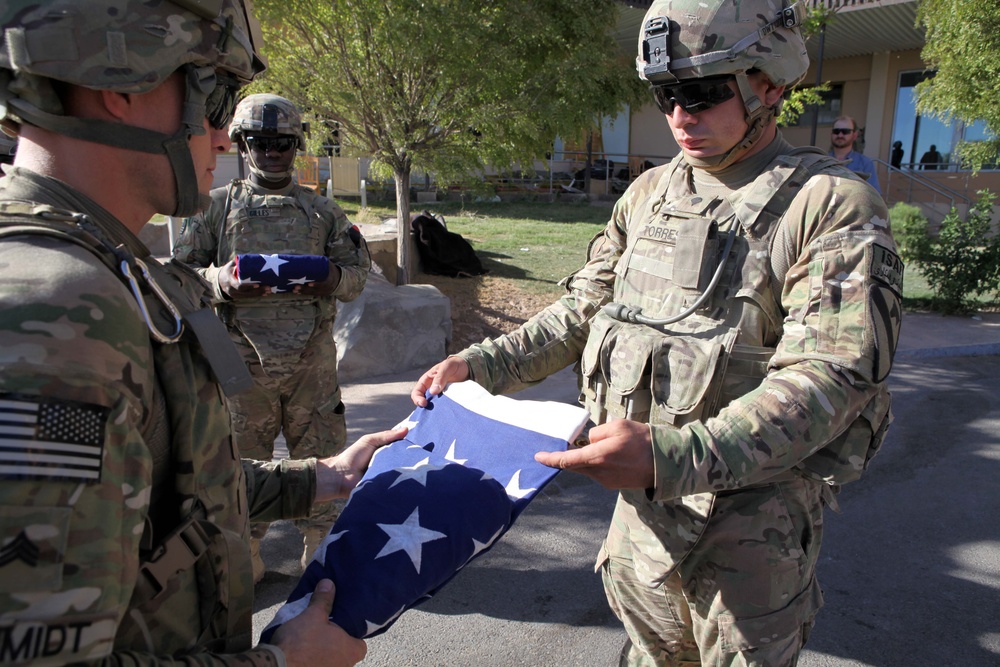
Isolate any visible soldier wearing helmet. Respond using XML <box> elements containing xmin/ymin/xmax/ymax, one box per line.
<box><xmin>411</xmin><ymin>1</ymin><xmax>901</xmax><ymax>664</ymax></box>
<box><xmin>0</xmin><ymin>3</ymin><xmax>397</xmax><ymax>666</ymax></box>
<box><xmin>173</xmin><ymin>93</ymin><xmax>369</xmax><ymax>581</ymax></box>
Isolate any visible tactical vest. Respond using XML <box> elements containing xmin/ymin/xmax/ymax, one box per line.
<box><xmin>212</xmin><ymin>180</ymin><xmax>336</xmax><ymax>373</ymax></box>
<box><xmin>584</xmin><ymin>152</ymin><xmax>893</xmax><ymax>585</ymax></box>
<box><xmin>0</xmin><ymin>203</ymin><xmax>256</xmax><ymax>655</ymax></box>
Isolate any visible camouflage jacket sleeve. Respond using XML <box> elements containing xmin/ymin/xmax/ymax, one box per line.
<box><xmin>172</xmin><ymin>191</ymin><xmax>227</xmax><ymax>302</ymax></box>
<box><xmin>315</xmin><ymin>194</ymin><xmax>368</xmax><ymax>303</ymax></box>
<box><xmin>0</xmin><ymin>239</ymin><xmax>280</xmax><ymax>666</ymax></box>
<box><xmin>455</xmin><ymin>179</ymin><xmax>638</xmax><ymax>393</ymax></box>
<box><xmin>242</xmin><ymin>458</ymin><xmax>316</xmax><ymax>523</ymax></box>
<box><xmin>649</xmin><ymin>173</ymin><xmax>901</xmax><ymax>500</ymax></box>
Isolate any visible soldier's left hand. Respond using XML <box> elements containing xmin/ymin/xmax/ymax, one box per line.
<box><xmin>315</xmin><ymin>426</ymin><xmax>408</xmax><ymax>501</ymax></box>
<box><xmin>534</xmin><ymin>419</ymin><xmax>655</xmax><ymax>490</ymax></box>
<box><xmin>293</xmin><ymin>261</ymin><xmax>341</xmax><ymax>296</ymax></box>
<box><xmin>271</xmin><ymin>578</ymin><xmax>366</xmax><ymax>667</ymax></box>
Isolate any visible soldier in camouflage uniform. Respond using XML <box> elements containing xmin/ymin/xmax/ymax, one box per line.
<box><xmin>0</xmin><ymin>2</ymin><xmax>402</xmax><ymax>665</ymax></box>
<box><xmin>412</xmin><ymin>1</ymin><xmax>902</xmax><ymax>664</ymax></box>
<box><xmin>173</xmin><ymin>93</ymin><xmax>369</xmax><ymax>580</ymax></box>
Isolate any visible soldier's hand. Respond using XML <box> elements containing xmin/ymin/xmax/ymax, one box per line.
<box><xmin>411</xmin><ymin>357</ymin><xmax>471</xmax><ymax>407</ymax></box>
<box><xmin>534</xmin><ymin>419</ymin><xmax>655</xmax><ymax>490</ymax></box>
<box><xmin>271</xmin><ymin>579</ymin><xmax>366</xmax><ymax>667</ymax></box>
<box><xmin>315</xmin><ymin>426</ymin><xmax>408</xmax><ymax>502</ymax></box>
<box><xmin>218</xmin><ymin>258</ymin><xmax>268</xmax><ymax>299</ymax></box>
<box><xmin>293</xmin><ymin>261</ymin><xmax>341</xmax><ymax>296</ymax></box>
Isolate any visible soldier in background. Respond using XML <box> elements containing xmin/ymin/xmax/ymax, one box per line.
<box><xmin>173</xmin><ymin>94</ymin><xmax>368</xmax><ymax>581</ymax></box>
<box><xmin>0</xmin><ymin>2</ymin><xmax>399</xmax><ymax>665</ymax></box>
<box><xmin>411</xmin><ymin>0</ymin><xmax>902</xmax><ymax>664</ymax></box>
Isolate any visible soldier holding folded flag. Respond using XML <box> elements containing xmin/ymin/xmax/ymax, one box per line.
<box><xmin>173</xmin><ymin>94</ymin><xmax>370</xmax><ymax>582</ymax></box>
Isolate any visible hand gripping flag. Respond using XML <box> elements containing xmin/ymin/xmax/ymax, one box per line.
<box><xmin>260</xmin><ymin>380</ymin><xmax>589</xmax><ymax>641</ymax></box>
<box><xmin>235</xmin><ymin>253</ymin><xmax>329</xmax><ymax>292</ymax></box>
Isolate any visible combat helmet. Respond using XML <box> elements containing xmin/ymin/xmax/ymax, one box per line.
<box><xmin>230</xmin><ymin>94</ymin><xmax>307</xmax><ymax>149</ymax></box>
<box><xmin>229</xmin><ymin>94</ymin><xmax>306</xmax><ymax>183</ymax></box>
<box><xmin>637</xmin><ymin>0</ymin><xmax>809</xmax><ymax>170</ymax></box>
<box><xmin>0</xmin><ymin>0</ymin><xmax>267</xmax><ymax>215</ymax></box>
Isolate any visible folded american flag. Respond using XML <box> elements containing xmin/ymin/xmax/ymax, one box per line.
<box><xmin>260</xmin><ymin>380</ymin><xmax>589</xmax><ymax>640</ymax></box>
<box><xmin>235</xmin><ymin>253</ymin><xmax>329</xmax><ymax>292</ymax></box>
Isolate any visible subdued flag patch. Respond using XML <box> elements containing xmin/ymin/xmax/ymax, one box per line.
<box><xmin>261</xmin><ymin>381</ymin><xmax>589</xmax><ymax>640</ymax></box>
<box><xmin>0</xmin><ymin>394</ymin><xmax>107</xmax><ymax>482</ymax></box>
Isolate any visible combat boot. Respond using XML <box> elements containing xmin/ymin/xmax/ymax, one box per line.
<box><xmin>249</xmin><ymin>536</ymin><xmax>265</xmax><ymax>585</ymax></box>
<box><xmin>300</xmin><ymin>525</ymin><xmax>329</xmax><ymax>570</ymax></box>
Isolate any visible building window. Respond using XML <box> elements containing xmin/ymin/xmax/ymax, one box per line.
<box><xmin>786</xmin><ymin>83</ymin><xmax>843</xmax><ymax>128</ymax></box>
<box><xmin>890</xmin><ymin>70</ymin><xmax>996</xmax><ymax>171</ymax></box>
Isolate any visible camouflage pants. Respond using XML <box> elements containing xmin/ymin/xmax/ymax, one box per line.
<box><xmin>230</xmin><ymin>323</ymin><xmax>347</xmax><ymax>533</ymax></box>
<box><xmin>602</xmin><ymin>477</ymin><xmax>826</xmax><ymax>667</ymax></box>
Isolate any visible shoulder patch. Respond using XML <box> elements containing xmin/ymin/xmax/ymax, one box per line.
<box><xmin>869</xmin><ymin>243</ymin><xmax>903</xmax><ymax>296</ymax></box>
<box><xmin>0</xmin><ymin>394</ymin><xmax>108</xmax><ymax>482</ymax></box>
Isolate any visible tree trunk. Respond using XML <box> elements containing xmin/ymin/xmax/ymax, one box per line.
<box><xmin>394</xmin><ymin>168</ymin><xmax>413</xmax><ymax>285</ymax></box>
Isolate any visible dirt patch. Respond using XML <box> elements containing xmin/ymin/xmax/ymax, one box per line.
<box><xmin>415</xmin><ymin>272</ymin><xmax>557</xmax><ymax>354</ymax></box>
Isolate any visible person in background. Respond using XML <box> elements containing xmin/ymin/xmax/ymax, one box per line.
<box><xmin>891</xmin><ymin>140</ymin><xmax>904</xmax><ymax>169</ymax></box>
<box><xmin>920</xmin><ymin>144</ymin><xmax>943</xmax><ymax>170</ymax></box>
<box><xmin>411</xmin><ymin>0</ymin><xmax>901</xmax><ymax>664</ymax></box>
<box><xmin>830</xmin><ymin>115</ymin><xmax>881</xmax><ymax>194</ymax></box>
<box><xmin>0</xmin><ymin>2</ymin><xmax>399</xmax><ymax>665</ymax></box>
<box><xmin>173</xmin><ymin>94</ymin><xmax>369</xmax><ymax>582</ymax></box>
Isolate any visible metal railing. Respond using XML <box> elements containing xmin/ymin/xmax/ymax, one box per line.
<box><xmin>878</xmin><ymin>157</ymin><xmax>971</xmax><ymax>223</ymax></box>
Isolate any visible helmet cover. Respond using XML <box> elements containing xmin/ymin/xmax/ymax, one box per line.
<box><xmin>637</xmin><ymin>0</ymin><xmax>808</xmax><ymax>87</ymax></box>
<box><xmin>229</xmin><ymin>93</ymin><xmax>306</xmax><ymax>150</ymax></box>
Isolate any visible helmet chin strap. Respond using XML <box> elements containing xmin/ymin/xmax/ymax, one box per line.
<box><xmin>5</xmin><ymin>65</ymin><xmax>213</xmax><ymax>217</ymax></box>
<box><xmin>242</xmin><ymin>144</ymin><xmax>295</xmax><ymax>183</ymax></box>
<box><xmin>684</xmin><ymin>71</ymin><xmax>776</xmax><ymax>173</ymax></box>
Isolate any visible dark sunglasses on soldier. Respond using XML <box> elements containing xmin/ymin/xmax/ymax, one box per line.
<box><xmin>650</xmin><ymin>75</ymin><xmax>736</xmax><ymax>115</ymax></box>
<box><xmin>206</xmin><ymin>73</ymin><xmax>242</xmax><ymax>130</ymax></box>
<box><xmin>246</xmin><ymin>136</ymin><xmax>298</xmax><ymax>153</ymax></box>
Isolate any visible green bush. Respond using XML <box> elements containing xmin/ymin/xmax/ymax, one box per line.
<box><xmin>889</xmin><ymin>202</ymin><xmax>931</xmax><ymax>264</ymax></box>
<box><xmin>917</xmin><ymin>190</ymin><xmax>1000</xmax><ymax>314</ymax></box>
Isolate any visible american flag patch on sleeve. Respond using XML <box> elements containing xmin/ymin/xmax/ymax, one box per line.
<box><xmin>0</xmin><ymin>394</ymin><xmax>108</xmax><ymax>482</ymax></box>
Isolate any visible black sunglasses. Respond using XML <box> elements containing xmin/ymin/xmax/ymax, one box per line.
<box><xmin>650</xmin><ymin>75</ymin><xmax>736</xmax><ymax>115</ymax></box>
<box><xmin>246</xmin><ymin>136</ymin><xmax>298</xmax><ymax>153</ymax></box>
<box><xmin>206</xmin><ymin>73</ymin><xmax>242</xmax><ymax>131</ymax></box>
<box><xmin>831</xmin><ymin>128</ymin><xmax>854</xmax><ymax>135</ymax></box>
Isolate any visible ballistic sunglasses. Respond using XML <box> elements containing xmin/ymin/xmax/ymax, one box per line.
<box><xmin>246</xmin><ymin>135</ymin><xmax>298</xmax><ymax>153</ymax></box>
<box><xmin>206</xmin><ymin>73</ymin><xmax>242</xmax><ymax>131</ymax></box>
<box><xmin>650</xmin><ymin>75</ymin><xmax>736</xmax><ymax>115</ymax></box>
<box><xmin>831</xmin><ymin>128</ymin><xmax>855</xmax><ymax>135</ymax></box>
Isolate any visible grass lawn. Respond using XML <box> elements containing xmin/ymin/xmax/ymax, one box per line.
<box><xmin>339</xmin><ymin>198</ymin><xmax>992</xmax><ymax>312</ymax></box>
<box><xmin>339</xmin><ymin>199</ymin><xmax>610</xmax><ymax>298</ymax></box>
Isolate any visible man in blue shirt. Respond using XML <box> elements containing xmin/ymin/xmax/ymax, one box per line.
<box><xmin>830</xmin><ymin>115</ymin><xmax>881</xmax><ymax>194</ymax></box>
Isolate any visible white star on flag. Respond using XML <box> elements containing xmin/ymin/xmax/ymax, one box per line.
<box><xmin>504</xmin><ymin>469</ymin><xmax>536</xmax><ymax>500</ymax></box>
<box><xmin>445</xmin><ymin>439</ymin><xmax>468</xmax><ymax>464</ymax></box>
<box><xmin>287</xmin><ymin>276</ymin><xmax>311</xmax><ymax>285</ymax></box>
<box><xmin>375</xmin><ymin>507</ymin><xmax>447</xmax><ymax>573</ymax></box>
<box><xmin>388</xmin><ymin>457</ymin><xmax>448</xmax><ymax>489</ymax></box>
<box><xmin>259</xmin><ymin>254</ymin><xmax>289</xmax><ymax>275</ymax></box>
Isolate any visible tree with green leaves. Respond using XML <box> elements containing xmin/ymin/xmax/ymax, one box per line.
<box><xmin>252</xmin><ymin>0</ymin><xmax>644</xmax><ymax>284</ymax></box>
<box><xmin>917</xmin><ymin>0</ymin><xmax>1000</xmax><ymax>171</ymax></box>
